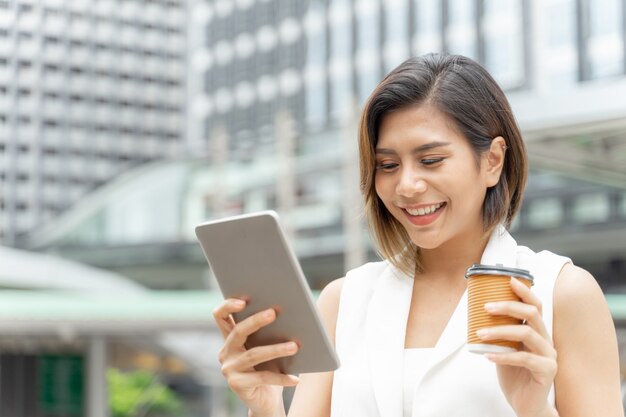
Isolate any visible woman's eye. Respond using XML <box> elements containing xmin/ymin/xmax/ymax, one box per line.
<box><xmin>376</xmin><ymin>162</ymin><xmax>398</xmax><ymax>171</ymax></box>
<box><xmin>421</xmin><ymin>158</ymin><xmax>444</xmax><ymax>166</ymax></box>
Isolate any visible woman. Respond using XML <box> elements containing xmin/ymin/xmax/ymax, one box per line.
<box><xmin>213</xmin><ymin>54</ymin><xmax>624</xmax><ymax>417</ymax></box>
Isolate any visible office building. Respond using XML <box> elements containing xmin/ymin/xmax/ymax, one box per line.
<box><xmin>0</xmin><ymin>0</ymin><xmax>187</xmax><ymax>244</ymax></box>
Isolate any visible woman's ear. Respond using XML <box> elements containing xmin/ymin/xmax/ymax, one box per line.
<box><xmin>484</xmin><ymin>136</ymin><xmax>506</xmax><ymax>187</ymax></box>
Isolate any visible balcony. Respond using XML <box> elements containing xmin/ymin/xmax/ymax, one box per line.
<box><xmin>67</xmin><ymin>0</ymin><xmax>90</xmax><ymax>14</ymax></box>
<box><xmin>42</xmin><ymin>130</ymin><xmax>65</xmax><ymax>148</ymax></box>
<box><xmin>42</xmin><ymin>101</ymin><xmax>66</xmax><ymax>118</ymax></box>
<box><xmin>0</xmin><ymin>11</ymin><xmax>15</xmax><ymax>27</ymax></box>
<box><xmin>0</xmin><ymin>95</ymin><xmax>12</xmax><ymax>112</ymax></box>
<box><xmin>16</xmin><ymin>125</ymin><xmax>38</xmax><ymax>141</ymax></box>
<box><xmin>43</xmin><ymin>16</ymin><xmax>67</xmax><ymax>35</ymax></box>
<box><xmin>119</xmin><ymin>2</ymin><xmax>140</xmax><ymax>20</ymax></box>
<box><xmin>68</xmin><ymin>76</ymin><xmax>92</xmax><ymax>95</ymax></box>
<box><xmin>16</xmin><ymin>69</ymin><xmax>38</xmax><ymax>87</ymax></box>
<box><xmin>0</xmin><ymin>68</ymin><xmax>13</xmax><ymax>84</ymax></box>
<box><xmin>15</xmin><ymin>154</ymin><xmax>37</xmax><ymax>172</ymax></box>
<box><xmin>0</xmin><ymin>39</ymin><xmax>14</xmax><ymax>56</ymax></box>
<box><xmin>41</xmin><ymin>156</ymin><xmax>63</xmax><ymax>176</ymax></box>
<box><xmin>0</xmin><ymin>125</ymin><xmax>12</xmax><ymax>138</ymax></box>
<box><xmin>95</xmin><ymin>23</ymin><xmax>115</xmax><ymax>44</ymax></box>
<box><xmin>17</xmin><ymin>15</ymin><xmax>41</xmax><ymax>32</ymax></box>
<box><xmin>68</xmin><ymin>49</ymin><xmax>92</xmax><ymax>67</ymax></box>
<box><xmin>17</xmin><ymin>98</ymin><xmax>38</xmax><ymax>114</ymax></box>
<box><xmin>42</xmin><ymin>45</ymin><xmax>66</xmax><ymax>65</ymax></box>
<box><xmin>93</xmin><ymin>106</ymin><xmax>114</xmax><ymax>125</ymax></box>
<box><xmin>17</xmin><ymin>41</ymin><xmax>40</xmax><ymax>59</ymax></box>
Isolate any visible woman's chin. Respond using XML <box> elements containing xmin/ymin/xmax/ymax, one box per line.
<box><xmin>409</xmin><ymin>237</ymin><xmax>442</xmax><ymax>251</ymax></box>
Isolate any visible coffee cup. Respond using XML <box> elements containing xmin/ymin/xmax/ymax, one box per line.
<box><xmin>465</xmin><ymin>264</ymin><xmax>534</xmax><ymax>354</ymax></box>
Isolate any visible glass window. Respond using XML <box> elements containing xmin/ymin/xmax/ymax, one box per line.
<box><xmin>355</xmin><ymin>0</ymin><xmax>381</xmax><ymax>103</ymax></box>
<box><xmin>483</xmin><ymin>0</ymin><xmax>525</xmax><ymax>89</ymax></box>
<box><xmin>543</xmin><ymin>0</ymin><xmax>577</xmax><ymax>87</ymax></box>
<box><xmin>527</xmin><ymin>198</ymin><xmax>563</xmax><ymax>229</ymax></box>
<box><xmin>620</xmin><ymin>192</ymin><xmax>626</xmax><ymax>218</ymax></box>
<box><xmin>572</xmin><ymin>193</ymin><xmax>610</xmax><ymax>224</ymax></box>
<box><xmin>587</xmin><ymin>0</ymin><xmax>624</xmax><ymax>79</ymax></box>
<box><xmin>412</xmin><ymin>0</ymin><xmax>442</xmax><ymax>55</ymax></box>
<box><xmin>329</xmin><ymin>0</ymin><xmax>353</xmax><ymax>121</ymax></box>
<box><xmin>383</xmin><ymin>0</ymin><xmax>409</xmax><ymax>72</ymax></box>
<box><xmin>304</xmin><ymin>1</ymin><xmax>327</xmax><ymax>129</ymax></box>
<box><xmin>446</xmin><ymin>0</ymin><xmax>477</xmax><ymax>60</ymax></box>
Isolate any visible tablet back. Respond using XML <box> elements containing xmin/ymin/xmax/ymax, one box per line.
<box><xmin>195</xmin><ymin>211</ymin><xmax>339</xmax><ymax>374</ymax></box>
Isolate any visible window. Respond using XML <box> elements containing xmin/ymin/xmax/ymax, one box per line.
<box><xmin>383</xmin><ymin>0</ymin><xmax>409</xmax><ymax>72</ymax></box>
<box><xmin>445</xmin><ymin>0</ymin><xmax>478</xmax><ymax>59</ymax></box>
<box><xmin>355</xmin><ymin>0</ymin><xmax>381</xmax><ymax>103</ymax></box>
<box><xmin>412</xmin><ymin>0</ymin><xmax>442</xmax><ymax>55</ymax></box>
<box><xmin>543</xmin><ymin>0</ymin><xmax>577</xmax><ymax>87</ymax></box>
<box><xmin>482</xmin><ymin>0</ymin><xmax>526</xmax><ymax>89</ymax></box>
<box><xmin>527</xmin><ymin>198</ymin><xmax>563</xmax><ymax>229</ymax></box>
<box><xmin>572</xmin><ymin>193</ymin><xmax>610</xmax><ymax>223</ymax></box>
<box><xmin>304</xmin><ymin>1</ymin><xmax>327</xmax><ymax>128</ymax></box>
<box><xmin>329</xmin><ymin>0</ymin><xmax>353</xmax><ymax>121</ymax></box>
<box><xmin>586</xmin><ymin>0</ymin><xmax>624</xmax><ymax>79</ymax></box>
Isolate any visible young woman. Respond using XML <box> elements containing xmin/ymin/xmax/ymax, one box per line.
<box><xmin>212</xmin><ymin>54</ymin><xmax>624</xmax><ymax>417</ymax></box>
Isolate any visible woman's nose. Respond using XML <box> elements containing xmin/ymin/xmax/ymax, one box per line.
<box><xmin>396</xmin><ymin>170</ymin><xmax>428</xmax><ymax>197</ymax></box>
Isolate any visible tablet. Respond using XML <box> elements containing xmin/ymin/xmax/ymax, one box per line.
<box><xmin>195</xmin><ymin>210</ymin><xmax>340</xmax><ymax>374</ymax></box>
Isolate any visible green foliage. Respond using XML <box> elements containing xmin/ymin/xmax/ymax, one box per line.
<box><xmin>107</xmin><ymin>369</ymin><xmax>183</xmax><ymax>417</ymax></box>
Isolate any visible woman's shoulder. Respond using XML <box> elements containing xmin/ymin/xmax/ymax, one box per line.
<box><xmin>316</xmin><ymin>278</ymin><xmax>344</xmax><ymax>345</ymax></box>
<box><xmin>316</xmin><ymin>260</ymin><xmax>390</xmax><ymax>342</ymax></box>
<box><xmin>552</xmin><ymin>263</ymin><xmax>613</xmax><ymax>352</ymax></box>
<box><xmin>554</xmin><ymin>263</ymin><xmax>606</xmax><ymax>313</ymax></box>
<box><xmin>317</xmin><ymin>260</ymin><xmax>389</xmax><ymax>308</ymax></box>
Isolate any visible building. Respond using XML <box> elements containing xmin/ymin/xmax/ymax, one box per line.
<box><xmin>189</xmin><ymin>0</ymin><xmax>626</xmax><ymax>145</ymax></box>
<box><xmin>185</xmin><ymin>0</ymin><xmax>626</xmax><ymax>287</ymax></box>
<box><xmin>0</xmin><ymin>0</ymin><xmax>187</xmax><ymax>245</ymax></box>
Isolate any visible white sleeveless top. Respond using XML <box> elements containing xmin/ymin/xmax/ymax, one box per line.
<box><xmin>403</xmin><ymin>349</ymin><xmax>434</xmax><ymax>417</ymax></box>
<box><xmin>330</xmin><ymin>226</ymin><xmax>571</xmax><ymax>417</ymax></box>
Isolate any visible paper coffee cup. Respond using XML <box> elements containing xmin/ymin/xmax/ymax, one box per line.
<box><xmin>465</xmin><ymin>264</ymin><xmax>534</xmax><ymax>354</ymax></box>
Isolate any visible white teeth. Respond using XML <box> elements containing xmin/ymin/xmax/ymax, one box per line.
<box><xmin>405</xmin><ymin>203</ymin><xmax>442</xmax><ymax>216</ymax></box>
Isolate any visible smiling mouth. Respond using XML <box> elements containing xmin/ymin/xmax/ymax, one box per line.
<box><xmin>404</xmin><ymin>202</ymin><xmax>446</xmax><ymax>217</ymax></box>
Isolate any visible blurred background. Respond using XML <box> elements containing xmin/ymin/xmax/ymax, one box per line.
<box><xmin>1</xmin><ymin>0</ymin><xmax>626</xmax><ymax>416</ymax></box>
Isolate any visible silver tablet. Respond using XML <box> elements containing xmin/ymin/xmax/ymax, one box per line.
<box><xmin>195</xmin><ymin>211</ymin><xmax>340</xmax><ymax>374</ymax></box>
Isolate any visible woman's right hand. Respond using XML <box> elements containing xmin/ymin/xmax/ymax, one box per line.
<box><xmin>213</xmin><ymin>298</ymin><xmax>300</xmax><ymax>417</ymax></box>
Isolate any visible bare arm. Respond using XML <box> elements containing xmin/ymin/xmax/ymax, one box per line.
<box><xmin>553</xmin><ymin>264</ymin><xmax>623</xmax><ymax>417</ymax></box>
<box><xmin>287</xmin><ymin>278</ymin><xmax>344</xmax><ymax>417</ymax></box>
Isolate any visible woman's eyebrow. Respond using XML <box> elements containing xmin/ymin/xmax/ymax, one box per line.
<box><xmin>375</xmin><ymin>141</ymin><xmax>451</xmax><ymax>155</ymax></box>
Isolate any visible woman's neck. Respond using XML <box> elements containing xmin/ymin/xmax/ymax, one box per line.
<box><xmin>417</xmin><ymin>226</ymin><xmax>491</xmax><ymax>284</ymax></box>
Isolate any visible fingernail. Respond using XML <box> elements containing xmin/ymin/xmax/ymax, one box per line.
<box><xmin>476</xmin><ymin>329</ymin><xmax>489</xmax><ymax>338</ymax></box>
<box><xmin>484</xmin><ymin>302</ymin><xmax>498</xmax><ymax>312</ymax></box>
<box><xmin>234</xmin><ymin>299</ymin><xmax>246</xmax><ymax>307</ymax></box>
<box><xmin>264</xmin><ymin>309</ymin><xmax>275</xmax><ymax>318</ymax></box>
<box><xmin>287</xmin><ymin>375</ymin><xmax>300</xmax><ymax>384</ymax></box>
<box><xmin>285</xmin><ymin>342</ymin><xmax>298</xmax><ymax>352</ymax></box>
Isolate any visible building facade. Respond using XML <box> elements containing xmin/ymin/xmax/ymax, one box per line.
<box><xmin>184</xmin><ymin>0</ymin><xmax>626</xmax><ymax>285</ymax></box>
<box><xmin>190</xmin><ymin>0</ymin><xmax>626</xmax><ymax>147</ymax></box>
<box><xmin>0</xmin><ymin>0</ymin><xmax>187</xmax><ymax>245</ymax></box>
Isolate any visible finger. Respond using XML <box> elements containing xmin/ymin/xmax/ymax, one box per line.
<box><xmin>235</xmin><ymin>341</ymin><xmax>299</xmax><ymax>371</ymax></box>
<box><xmin>225</xmin><ymin>308</ymin><xmax>277</xmax><ymax>349</ymax></box>
<box><xmin>510</xmin><ymin>278</ymin><xmax>542</xmax><ymax>316</ymax></box>
<box><xmin>228</xmin><ymin>371</ymin><xmax>300</xmax><ymax>391</ymax></box>
<box><xmin>477</xmin><ymin>325</ymin><xmax>555</xmax><ymax>357</ymax></box>
<box><xmin>212</xmin><ymin>298</ymin><xmax>247</xmax><ymax>338</ymax></box>
<box><xmin>484</xmin><ymin>300</ymin><xmax>548</xmax><ymax>340</ymax></box>
<box><xmin>485</xmin><ymin>351</ymin><xmax>557</xmax><ymax>383</ymax></box>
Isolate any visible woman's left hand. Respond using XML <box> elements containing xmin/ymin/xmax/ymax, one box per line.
<box><xmin>477</xmin><ymin>278</ymin><xmax>558</xmax><ymax>417</ymax></box>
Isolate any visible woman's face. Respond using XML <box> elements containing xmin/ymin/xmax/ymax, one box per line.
<box><xmin>374</xmin><ymin>104</ymin><xmax>501</xmax><ymax>250</ymax></box>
